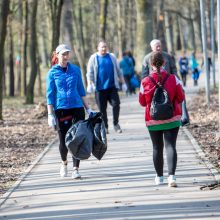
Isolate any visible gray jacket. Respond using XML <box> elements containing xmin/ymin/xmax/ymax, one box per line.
<box><xmin>141</xmin><ymin>51</ymin><xmax>177</xmax><ymax>79</ymax></box>
<box><xmin>86</xmin><ymin>52</ymin><xmax>123</xmax><ymax>89</ymax></box>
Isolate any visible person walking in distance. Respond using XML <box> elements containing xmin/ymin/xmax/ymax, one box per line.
<box><xmin>190</xmin><ymin>51</ymin><xmax>200</xmax><ymax>86</ymax></box>
<box><xmin>86</xmin><ymin>40</ymin><xmax>127</xmax><ymax>134</ymax></box>
<box><xmin>178</xmin><ymin>50</ymin><xmax>189</xmax><ymax>87</ymax></box>
<box><xmin>119</xmin><ymin>51</ymin><xmax>134</xmax><ymax>96</ymax></box>
<box><xmin>142</xmin><ymin>39</ymin><xmax>190</xmax><ymax>126</ymax></box>
<box><xmin>46</xmin><ymin>44</ymin><xmax>94</xmax><ymax>179</ymax></box>
<box><xmin>139</xmin><ymin>52</ymin><xmax>185</xmax><ymax>187</ymax></box>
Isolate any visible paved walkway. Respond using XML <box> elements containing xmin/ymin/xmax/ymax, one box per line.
<box><xmin>0</xmin><ymin>74</ymin><xmax>220</xmax><ymax>220</ymax></box>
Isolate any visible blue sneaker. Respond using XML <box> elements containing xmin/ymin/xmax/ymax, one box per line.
<box><xmin>155</xmin><ymin>176</ymin><xmax>164</xmax><ymax>185</ymax></box>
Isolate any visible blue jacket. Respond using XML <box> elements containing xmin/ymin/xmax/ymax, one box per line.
<box><xmin>46</xmin><ymin>63</ymin><xmax>86</xmax><ymax>110</ymax></box>
<box><xmin>119</xmin><ymin>56</ymin><xmax>134</xmax><ymax>76</ymax></box>
<box><xmin>190</xmin><ymin>55</ymin><xmax>199</xmax><ymax>70</ymax></box>
<box><xmin>179</xmin><ymin>57</ymin><xmax>189</xmax><ymax>73</ymax></box>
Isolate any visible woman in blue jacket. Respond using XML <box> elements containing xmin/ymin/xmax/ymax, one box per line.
<box><xmin>46</xmin><ymin>44</ymin><xmax>94</xmax><ymax>179</ymax></box>
<box><xmin>190</xmin><ymin>52</ymin><xmax>200</xmax><ymax>86</ymax></box>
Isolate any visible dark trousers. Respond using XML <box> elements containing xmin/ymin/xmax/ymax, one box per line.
<box><xmin>192</xmin><ymin>68</ymin><xmax>200</xmax><ymax>86</ymax></box>
<box><xmin>180</xmin><ymin>71</ymin><xmax>188</xmax><ymax>87</ymax></box>
<box><xmin>55</xmin><ymin>107</ymin><xmax>85</xmax><ymax>168</ymax></box>
<box><xmin>148</xmin><ymin>127</ymin><xmax>179</xmax><ymax>176</ymax></box>
<box><xmin>124</xmin><ymin>75</ymin><xmax>132</xmax><ymax>95</ymax></box>
<box><xmin>95</xmin><ymin>87</ymin><xmax>120</xmax><ymax>129</ymax></box>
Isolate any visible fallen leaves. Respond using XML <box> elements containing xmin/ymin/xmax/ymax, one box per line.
<box><xmin>0</xmin><ymin>103</ymin><xmax>56</xmax><ymax>195</ymax></box>
<box><xmin>187</xmin><ymin>89</ymin><xmax>220</xmax><ymax>171</ymax></box>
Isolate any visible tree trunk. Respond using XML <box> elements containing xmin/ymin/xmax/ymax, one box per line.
<box><xmin>194</xmin><ymin>1</ymin><xmax>202</xmax><ymax>51</ymax></box>
<box><xmin>16</xmin><ymin>0</ymin><xmax>22</xmax><ymax>95</ymax></box>
<box><xmin>99</xmin><ymin>0</ymin><xmax>108</xmax><ymax>40</ymax></box>
<box><xmin>117</xmin><ymin>0</ymin><xmax>123</xmax><ymax>59</ymax></box>
<box><xmin>37</xmin><ymin>48</ymin><xmax>42</xmax><ymax>97</ymax></box>
<box><xmin>70</xmin><ymin>1</ymin><xmax>87</xmax><ymax>87</ymax></box>
<box><xmin>26</xmin><ymin>0</ymin><xmax>38</xmax><ymax>104</ymax></box>
<box><xmin>156</xmin><ymin>0</ymin><xmax>167</xmax><ymax>51</ymax></box>
<box><xmin>0</xmin><ymin>0</ymin><xmax>10</xmax><ymax>120</ymax></box>
<box><xmin>200</xmin><ymin>0</ymin><xmax>210</xmax><ymax>103</ymax></box>
<box><xmin>187</xmin><ymin>4</ymin><xmax>196</xmax><ymax>51</ymax></box>
<box><xmin>21</xmin><ymin>0</ymin><xmax>28</xmax><ymax>96</ymax></box>
<box><xmin>51</xmin><ymin>0</ymin><xmax>64</xmax><ymax>51</ymax></box>
<box><xmin>164</xmin><ymin>11</ymin><xmax>174</xmax><ymax>53</ymax></box>
<box><xmin>135</xmin><ymin>0</ymin><xmax>153</xmax><ymax>71</ymax></box>
<box><xmin>78</xmin><ymin>1</ymin><xmax>85</xmax><ymax>53</ymax></box>
<box><xmin>210</xmin><ymin>0</ymin><xmax>216</xmax><ymax>88</ymax></box>
<box><xmin>9</xmin><ymin>15</ymin><xmax>15</xmax><ymax>97</ymax></box>
<box><xmin>173</xmin><ymin>14</ymin><xmax>181</xmax><ymax>50</ymax></box>
<box><xmin>92</xmin><ymin>3</ymin><xmax>100</xmax><ymax>51</ymax></box>
<box><xmin>179</xmin><ymin>17</ymin><xmax>186</xmax><ymax>51</ymax></box>
<box><xmin>128</xmin><ymin>0</ymin><xmax>135</xmax><ymax>53</ymax></box>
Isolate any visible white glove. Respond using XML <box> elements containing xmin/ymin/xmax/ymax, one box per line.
<box><xmin>122</xmin><ymin>83</ymin><xmax>127</xmax><ymax>92</ymax></box>
<box><xmin>48</xmin><ymin>114</ymin><xmax>56</xmax><ymax>127</ymax></box>
<box><xmin>86</xmin><ymin>108</ymin><xmax>96</xmax><ymax>116</ymax></box>
<box><xmin>87</xmin><ymin>84</ymin><xmax>95</xmax><ymax>93</ymax></box>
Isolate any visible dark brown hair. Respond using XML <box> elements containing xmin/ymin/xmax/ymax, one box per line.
<box><xmin>151</xmin><ymin>52</ymin><xmax>164</xmax><ymax>81</ymax></box>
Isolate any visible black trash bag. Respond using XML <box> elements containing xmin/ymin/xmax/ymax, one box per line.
<box><xmin>93</xmin><ymin>118</ymin><xmax>107</xmax><ymax>160</ymax></box>
<box><xmin>65</xmin><ymin>119</ymin><xmax>94</xmax><ymax>160</ymax></box>
<box><xmin>181</xmin><ymin>100</ymin><xmax>190</xmax><ymax>126</ymax></box>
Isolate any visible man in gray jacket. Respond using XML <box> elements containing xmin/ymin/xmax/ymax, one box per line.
<box><xmin>87</xmin><ymin>40</ymin><xmax>127</xmax><ymax>133</ymax></box>
<box><xmin>142</xmin><ymin>39</ymin><xmax>189</xmax><ymax>126</ymax></box>
<box><xmin>142</xmin><ymin>39</ymin><xmax>177</xmax><ymax>78</ymax></box>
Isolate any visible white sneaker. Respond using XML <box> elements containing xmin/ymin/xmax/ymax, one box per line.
<box><xmin>155</xmin><ymin>176</ymin><xmax>164</xmax><ymax>185</ymax></box>
<box><xmin>114</xmin><ymin>124</ymin><xmax>122</xmax><ymax>133</ymax></box>
<box><xmin>72</xmin><ymin>169</ymin><xmax>81</xmax><ymax>179</ymax></box>
<box><xmin>60</xmin><ymin>163</ymin><xmax>68</xmax><ymax>177</ymax></box>
<box><xmin>168</xmin><ymin>175</ymin><xmax>177</xmax><ymax>187</ymax></box>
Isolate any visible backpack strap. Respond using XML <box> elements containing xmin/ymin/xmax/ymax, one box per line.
<box><xmin>161</xmin><ymin>74</ymin><xmax>170</xmax><ymax>86</ymax></box>
<box><xmin>148</xmin><ymin>74</ymin><xmax>170</xmax><ymax>87</ymax></box>
<box><xmin>148</xmin><ymin>75</ymin><xmax>159</xmax><ymax>88</ymax></box>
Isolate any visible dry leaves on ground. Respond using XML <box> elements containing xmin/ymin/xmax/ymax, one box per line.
<box><xmin>0</xmin><ymin>102</ymin><xmax>56</xmax><ymax>196</ymax></box>
<box><xmin>187</xmin><ymin>89</ymin><xmax>220</xmax><ymax>170</ymax></box>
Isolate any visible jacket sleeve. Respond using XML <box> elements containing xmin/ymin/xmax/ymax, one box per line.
<box><xmin>86</xmin><ymin>55</ymin><xmax>95</xmax><ymax>85</ymax></box>
<box><xmin>141</xmin><ymin>55</ymin><xmax>150</xmax><ymax>79</ymax></box>
<box><xmin>77</xmin><ymin>69</ymin><xmax>86</xmax><ymax>97</ymax></box>
<box><xmin>46</xmin><ymin>71</ymin><xmax>56</xmax><ymax>106</ymax></box>
<box><xmin>169</xmin><ymin>55</ymin><xmax>177</xmax><ymax>75</ymax></box>
<box><xmin>111</xmin><ymin>53</ymin><xmax>123</xmax><ymax>78</ymax></box>
<box><xmin>174</xmin><ymin>76</ymin><xmax>185</xmax><ymax>103</ymax></box>
<box><xmin>178</xmin><ymin>58</ymin><xmax>182</xmax><ymax>72</ymax></box>
<box><xmin>139</xmin><ymin>82</ymin><xmax>146</xmax><ymax>106</ymax></box>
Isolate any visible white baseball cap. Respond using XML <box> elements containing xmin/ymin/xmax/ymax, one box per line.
<box><xmin>55</xmin><ymin>44</ymin><xmax>71</xmax><ymax>54</ymax></box>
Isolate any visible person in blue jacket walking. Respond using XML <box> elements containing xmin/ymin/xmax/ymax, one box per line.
<box><xmin>190</xmin><ymin>52</ymin><xmax>200</xmax><ymax>86</ymax></box>
<box><xmin>119</xmin><ymin>51</ymin><xmax>134</xmax><ymax>96</ymax></box>
<box><xmin>46</xmin><ymin>44</ymin><xmax>94</xmax><ymax>179</ymax></box>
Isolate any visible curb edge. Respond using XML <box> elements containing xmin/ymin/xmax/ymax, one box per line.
<box><xmin>183</xmin><ymin>127</ymin><xmax>220</xmax><ymax>183</ymax></box>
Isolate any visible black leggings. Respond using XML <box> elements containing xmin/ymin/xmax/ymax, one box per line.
<box><xmin>148</xmin><ymin>127</ymin><xmax>179</xmax><ymax>176</ymax></box>
<box><xmin>55</xmin><ymin>107</ymin><xmax>85</xmax><ymax>168</ymax></box>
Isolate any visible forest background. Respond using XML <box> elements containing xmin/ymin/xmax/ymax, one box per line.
<box><xmin>0</xmin><ymin>0</ymin><xmax>219</xmax><ymax>194</ymax></box>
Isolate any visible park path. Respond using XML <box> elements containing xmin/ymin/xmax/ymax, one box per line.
<box><xmin>0</xmin><ymin>73</ymin><xmax>220</xmax><ymax>220</ymax></box>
